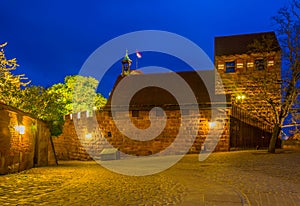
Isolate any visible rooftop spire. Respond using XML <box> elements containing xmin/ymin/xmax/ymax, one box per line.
<box><xmin>123</xmin><ymin>49</ymin><xmax>132</xmax><ymax>62</ymax></box>
<box><xmin>121</xmin><ymin>49</ymin><xmax>132</xmax><ymax>76</ymax></box>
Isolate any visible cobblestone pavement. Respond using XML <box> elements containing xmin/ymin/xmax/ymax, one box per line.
<box><xmin>0</xmin><ymin>150</ymin><xmax>300</xmax><ymax>205</ymax></box>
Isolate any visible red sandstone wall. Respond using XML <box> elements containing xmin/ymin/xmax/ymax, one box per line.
<box><xmin>0</xmin><ymin>103</ymin><xmax>53</xmax><ymax>174</ymax></box>
<box><xmin>54</xmin><ymin>108</ymin><xmax>231</xmax><ymax>160</ymax></box>
<box><xmin>215</xmin><ymin>51</ymin><xmax>281</xmax><ymax>125</ymax></box>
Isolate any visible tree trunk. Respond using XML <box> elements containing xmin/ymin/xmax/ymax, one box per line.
<box><xmin>268</xmin><ymin>124</ymin><xmax>281</xmax><ymax>153</ymax></box>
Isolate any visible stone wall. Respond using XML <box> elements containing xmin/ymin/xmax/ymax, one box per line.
<box><xmin>0</xmin><ymin>103</ymin><xmax>55</xmax><ymax>174</ymax></box>
<box><xmin>53</xmin><ymin>107</ymin><xmax>231</xmax><ymax>160</ymax></box>
<box><xmin>215</xmin><ymin>51</ymin><xmax>281</xmax><ymax>126</ymax></box>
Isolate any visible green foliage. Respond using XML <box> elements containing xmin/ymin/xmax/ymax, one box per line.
<box><xmin>0</xmin><ymin>43</ymin><xmax>107</xmax><ymax>135</ymax></box>
<box><xmin>20</xmin><ymin>85</ymin><xmax>67</xmax><ymax>120</ymax></box>
<box><xmin>20</xmin><ymin>75</ymin><xmax>107</xmax><ymax>136</ymax></box>
<box><xmin>65</xmin><ymin>75</ymin><xmax>103</xmax><ymax>113</ymax></box>
<box><xmin>49</xmin><ymin>75</ymin><xmax>107</xmax><ymax>114</ymax></box>
<box><xmin>0</xmin><ymin>42</ymin><xmax>30</xmax><ymax>107</ymax></box>
<box><xmin>18</xmin><ymin>85</ymin><xmax>66</xmax><ymax>135</ymax></box>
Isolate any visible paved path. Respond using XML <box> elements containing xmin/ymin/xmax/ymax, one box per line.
<box><xmin>0</xmin><ymin>150</ymin><xmax>300</xmax><ymax>205</ymax></box>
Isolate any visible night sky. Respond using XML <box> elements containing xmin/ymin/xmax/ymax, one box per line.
<box><xmin>0</xmin><ymin>0</ymin><xmax>288</xmax><ymax>97</ymax></box>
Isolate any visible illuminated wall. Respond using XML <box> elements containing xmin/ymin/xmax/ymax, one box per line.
<box><xmin>53</xmin><ymin>107</ymin><xmax>231</xmax><ymax>160</ymax></box>
<box><xmin>0</xmin><ymin>103</ymin><xmax>53</xmax><ymax>174</ymax></box>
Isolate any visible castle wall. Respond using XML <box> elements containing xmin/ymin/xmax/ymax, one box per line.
<box><xmin>0</xmin><ymin>103</ymin><xmax>54</xmax><ymax>174</ymax></box>
<box><xmin>53</xmin><ymin>107</ymin><xmax>231</xmax><ymax>160</ymax></box>
<box><xmin>215</xmin><ymin>51</ymin><xmax>281</xmax><ymax>125</ymax></box>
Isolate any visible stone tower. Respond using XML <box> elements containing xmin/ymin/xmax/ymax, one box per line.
<box><xmin>121</xmin><ymin>50</ymin><xmax>132</xmax><ymax>76</ymax></box>
<box><xmin>214</xmin><ymin>31</ymin><xmax>281</xmax><ymax>124</ymax></box>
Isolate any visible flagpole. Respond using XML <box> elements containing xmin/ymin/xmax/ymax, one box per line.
<box><xmin>135</xmin><ymin>49</ymin><xmax>141</xmax><ymax>69</ymax></box>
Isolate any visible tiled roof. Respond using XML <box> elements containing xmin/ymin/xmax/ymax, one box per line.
<box><xmin>106</xmin><ymin>70</ymin><xmax>230</xmax><ymax>110</ymax></box>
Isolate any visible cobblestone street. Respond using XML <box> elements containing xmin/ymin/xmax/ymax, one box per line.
<box><xmin>0</xmin><ymin>150</ymin><xmax>300</xmax><ymax>205</ymax></box>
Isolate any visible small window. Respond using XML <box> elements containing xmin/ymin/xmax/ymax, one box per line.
<box><xmin>236</xmin><ymin>62</ymin><xmax>243</xmax><ymax>69</ymax></box>
<box><xmin>132</xmin><ymin>110</ymin><xmax>139</xmax><ymax>117</ymax></box>
<box><xmin>218</xmin><ymin>64</ymin><xmax>224</xmax><ymax>70</ymax></box>
<box><xmin>247</xmin><ymin>62</ymin><xmax>254</xmax><ymax>68</ymax></box>
<box><xmin>255</xmin><ymin>59</ymin><xmax>265</xmax><ymax>70</ymax></box>
<box><xmin>268</xmin><ymin>60</ymin><xmax>274</xmax><ymax>67</ymax></box>
<box><xmin>225</xmin><ymin>61</ymin><xmax>236</xmax><ymax>73</ymax></box>
<box><xmin>268</xmin><ymin>56</ymin><xmax>274</xmax><ymax>68</ymax></box>
<box><xmin>77</xmin><ymin>112</ymin><xmax>81</xmax><ymax>119</ymax></box>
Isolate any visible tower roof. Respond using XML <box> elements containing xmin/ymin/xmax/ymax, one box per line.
<box><xmin>122</xmin><ymin>50</ymin><xmax>132</xmax><ymax>62</ymax></box>
<box><xmin>215</xmin><ymin>31</ymin><xmax>280</xmax><ymax>56</ymax></box>
<box><xmin>105</xmin><ymin>70</ymin><xmax>230</xmax><ymax>110</ymax></box>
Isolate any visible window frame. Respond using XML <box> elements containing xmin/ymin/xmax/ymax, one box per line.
<box><xmin>254</xmin><ymin>59</ymin><xmax>265</xmax><ymax>70</ymax></box>
<box><xmin>225</xmin><ymin>61</ymin><xmax>236</xmax><ymax>73</ymax></box>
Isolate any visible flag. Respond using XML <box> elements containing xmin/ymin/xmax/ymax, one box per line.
<box><xmin>136</xmin><ymin>50</ymin><xmax>142</xmax><ymax>58</ymax></box>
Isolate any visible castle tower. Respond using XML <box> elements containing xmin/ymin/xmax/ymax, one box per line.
<box><xmin>214</xmin><ymin>31</ymin><xmax>281</xmax><ymax>124</ymax></box>
<box><xmin>121</xmin><ymin>50</ymin><xmax>132</xmax><ymax>76</ymax></box>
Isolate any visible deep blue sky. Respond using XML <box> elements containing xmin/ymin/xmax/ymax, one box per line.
<box><xmin>1</xmin><ymin>0</ymin><xmax>288</xmax><ymax>97</ymax></box>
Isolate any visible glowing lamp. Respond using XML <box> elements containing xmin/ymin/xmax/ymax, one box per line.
<box><xmin>14</xmin><ymin>125</ymin><xmax>25</xmax><ymax>135</ymax></box>
<box><xmin>208</xmin><ymin>122</ymin><xmax>216</xmax><ymax>128</ymax></box>
<box><xmin>236</xmin><ymin>94</ymin><xmax>246</xmax><ymax>101</ymax></box>
<box><xmin>85</xmin><ymin>133</ymin><xmax>92</xmax><ymax>139</ymax></box>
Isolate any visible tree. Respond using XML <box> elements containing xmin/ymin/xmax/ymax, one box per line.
<box><xmin>288</xmin><ymin>96</ymin><xmax>300</xmax><ymax>138</ymax></box>
<box><xmin>0</xmin><ymin>42</ymin><xmax>30</xmax><ymax>107</ymax></box>
<box><xmin>244</xmin><ymin>0</ymin><xmax>299</xmax><ymax>153</ymax></box>
<box><xmin>20</xmin><ymin>75</ymin><xmax>107</xmax><ymax>136</ymax></box>
<box><xmin>49</xmin><ymin>75</ymin><xmax>107</xmax><ymax>114</ymax></box>
<box><xmin>261</xmin><ymin>0</ymin><xmax>300</xmax><ymax>153</ymax></box>
<box><xmin>267</xmin><ymin>0</ymin><xmax>300</xmax><ymax>153</ymax></box>
<box><xmin>246</xmin><ymin>34</ymin><xmax>283</xmax><ymax>152</ymax></box>
<box><xmin>18</xmin><ymin>85</ymin><xmax>66</xmax><ymax>135</ymax></box>
<box><xmin>0</xmin><ymin>42</ymin><xmax>107</xmax><ymax>135</ymax></box>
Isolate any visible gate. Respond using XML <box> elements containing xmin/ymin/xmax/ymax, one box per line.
<box><xmin>230</xmin><ymin>105</ymin><xmax>280</xmax><ymax>149</ymax></box>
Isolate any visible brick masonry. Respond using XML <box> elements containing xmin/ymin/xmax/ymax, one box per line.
<box><xmin>53</xmin><ymin>107</ymin><xmax>231</xmax><ymax>160</ymax></box>
<box><xmin>215</xmin><ymin>51</ymin><xmax>281</xmax><ymax>126</ymax></box>
<box><xmin>53</xmin><ymin>32</ymin><xmax>282</xmax><ymax>160</ymax></box>
<box><xmin>0</xmin><ymin>103</ymin><xmax>55</xmax><ymax>174</ymax></box>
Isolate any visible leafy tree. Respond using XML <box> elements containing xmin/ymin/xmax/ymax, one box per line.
<box><xmin>0</xmin><ymin>43</ymin><xmax>106</xmax><ymax>136</ymax></box>
<box><xmin>20</xmin><ymin>75</ymin><xmax>107</xmax><ymax>135</ymax></box>
<box><xmin>0</xmin><ymin>42</ymin><xmax>30</xmax><ymax>107</ymax></box>
<box><xmin>18</xmin><ymin>85</ymin><xmax>66</xmax><ymax>135</ymax></box>
<box><xmin>49</xmin><ymin>75</ymin><xmax>107</xmax><ymax>114</ymax></box>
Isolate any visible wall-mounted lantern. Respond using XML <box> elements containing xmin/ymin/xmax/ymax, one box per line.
<box><xmin>14</xmin><ymin>125</ymin><xmax>25</xmax><ymax>135</ymax></box>
<box><xmin>236</xmin><ymin>94</ymin><xmax>246</xmax><ymax>103</ymax></box>
<box><xmin>208</xmin><ymin>121</ymin><xmax>216</xmax><ymax>128</ymax></box>
<box><xmin>85</xmin><ymin>133</ymin><xmax>92</xmax><ymax>139</ymax></box>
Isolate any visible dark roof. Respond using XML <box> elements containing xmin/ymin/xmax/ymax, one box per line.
<box><xmin>215</xmin><ymin>31</ymin><xmax>280</xmax><ymax>56</ymax></box>
<box><xmin>106</xmin><ymin>70</ymin><xmax>229</xmax><ymax>110</ymax></box>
